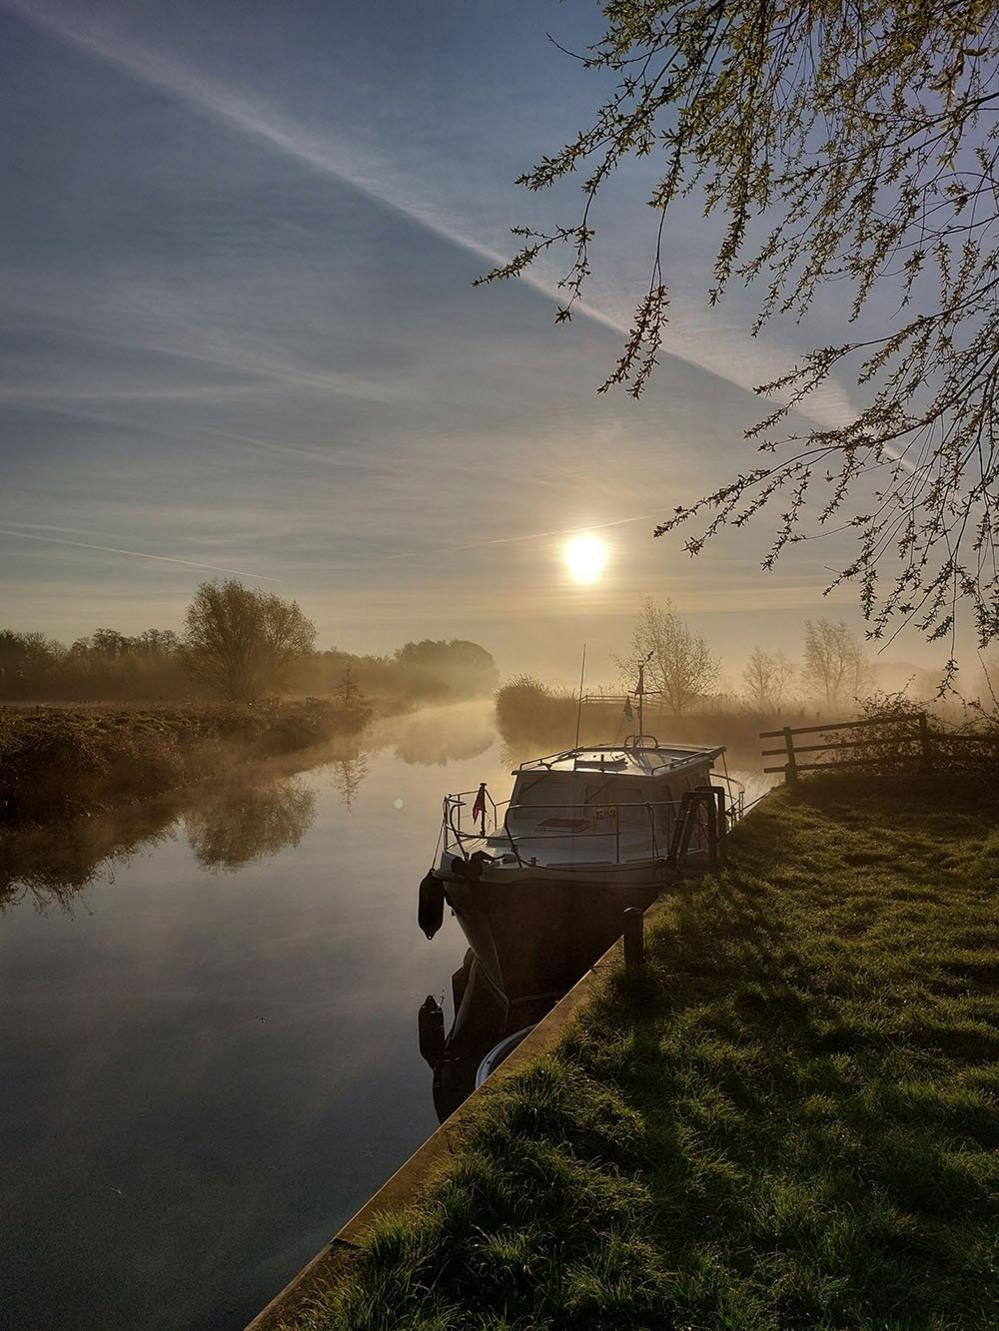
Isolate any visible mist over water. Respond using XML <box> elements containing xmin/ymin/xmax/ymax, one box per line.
<box><xmin>0</xmin><ymin>702</ymin><xmax>764</xmax><ymax>1330</ymax></box>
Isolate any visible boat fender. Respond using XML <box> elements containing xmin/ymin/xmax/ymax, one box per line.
<box><xmin>418</xmin><ymin>870</ymin><xmax>445</xmax><ymax>939</ymax></box>
<box><xmin>418</xmin><ymin>994</ymin><xmax>446</xmax><ymax>1068</ymax></box>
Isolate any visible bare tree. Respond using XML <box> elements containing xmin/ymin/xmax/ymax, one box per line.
<box><xmin>619</xmin><ymin>597</ymin><xmax>717</xmax><ymax>716</ymax></box>
<box><xmin>802</xmin><ymin>619</ymin><xmax>869</xmax><ymax>711</ymax></box>
<box><xmin>480</xmin><ymin>3</ymin><xmax>999</xmax><ymax>671</ymax></box>
<box><xmin>184</xmin><ymin>581</ymin><xmax>316</xmax><ymax>702</ymax></box>
<box><xmin>742</xmin><ymin>647</ymin><xmax>796</xmax><ymax>712</ymax></box>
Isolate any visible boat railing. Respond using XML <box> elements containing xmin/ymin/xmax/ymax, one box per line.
<box><xmin>445</xmin><ymin>794</ymin><xmax>716</xmax><ymax>868</ymax></box>
<box><xmin>444</xmin><ymin>779</ymin><xmax>743</xmax><ymax>868</ymax></box>
<box><xmin>443</xmin><ymin>789</ymin><xmax>512</xmax><ymax>858</ymax></box>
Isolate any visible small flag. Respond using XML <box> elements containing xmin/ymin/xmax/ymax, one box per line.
<box><xmin>623</xmin><ymin>697</ymin><xmax>634</xmax><ymax>721</ymax></box>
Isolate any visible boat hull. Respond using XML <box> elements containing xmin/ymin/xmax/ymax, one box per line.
<box><xmin>441</xmin><ymin>861</ymin><xmax>674</xmax><ymax>1001</ymax></box>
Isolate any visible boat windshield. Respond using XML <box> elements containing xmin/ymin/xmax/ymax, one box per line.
<box><xmin>510</xmin><ymin>773</ymin><xmax>678</xmax><ymax>831</ymax></box>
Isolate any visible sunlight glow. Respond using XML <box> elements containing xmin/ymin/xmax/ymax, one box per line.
<box><xmin>563</xmin><ymin>533</ymin><xmax>609</xmax><ymax>584</ymax></box>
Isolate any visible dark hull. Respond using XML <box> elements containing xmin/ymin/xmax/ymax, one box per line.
<box><xmin>444</xmin><ymin>869</ymin><xmax>672</xmax><ymax>1002</ymax></box>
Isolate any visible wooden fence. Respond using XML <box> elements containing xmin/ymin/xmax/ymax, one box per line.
<box><xmin>760</xmin><ymin>712</ymin><xmax>997</xmax><ymax>784</ymax></box>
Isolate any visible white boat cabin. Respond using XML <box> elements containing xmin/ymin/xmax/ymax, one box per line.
<box><xmin>503</xmin><ymin>742</ymin><xmax>723</xmax><ymax>867</ymax></box>
<box><xmin>443</xmin><ymin>739</ymin><xmax>731</xmax><ymax>873</ymax></box>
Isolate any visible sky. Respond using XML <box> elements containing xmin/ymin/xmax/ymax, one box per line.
<box><xmin>0</xmin><ymin>0</ymin><xmax>958</xmax><ymax>684</ymax></box>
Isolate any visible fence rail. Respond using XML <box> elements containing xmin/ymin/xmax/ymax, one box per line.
<box><xmin>761</xmin><ymin>712</ymin><xmax>998</xmax><ymax>782</ymax></box>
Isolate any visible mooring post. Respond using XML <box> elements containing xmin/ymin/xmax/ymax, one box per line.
<box><xmin>623</xmin><ymin>906</ymin><xmax>644</xmax><ymax>973</ymax></box>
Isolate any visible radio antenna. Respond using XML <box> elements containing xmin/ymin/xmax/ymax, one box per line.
<box><xmin>574</xmin><ymin>644</ymin><xmax>587</xmax><ymax>749</ymax></box>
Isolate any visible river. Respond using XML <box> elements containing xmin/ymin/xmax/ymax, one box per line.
<box><xmin>0</xmin><ymin>702</ymin><xmax>767</xmax><ymax>1331</ymax></box>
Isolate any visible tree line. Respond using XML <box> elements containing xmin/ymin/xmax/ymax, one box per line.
<box><xmin>0</xmin><ymin>580</ymin><xmax>498</xmax><ymax>705</ymax></box>
<box><xmin>620</xmin><ymin>599</ymin><xmax>946</xmax><ymax>717</ymax></box>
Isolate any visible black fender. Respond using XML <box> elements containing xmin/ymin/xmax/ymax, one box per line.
<box><xmin>418</xmin><ymin>870</ymin><xmax>446</xmax><ymax>939</ymax></box>
<box><xmin>418</xmin><ymin>994</ymin><xmax>446</xmax><ymax>1068</ymax></box>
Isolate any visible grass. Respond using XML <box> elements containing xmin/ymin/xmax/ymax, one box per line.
<box><xmin>0</xmin><ymin>697</ymin><xmax>369</xmax><ymax>825</ymax></box>
<box><xmin>285</xmin><ymin>773</ymin><xmax>998</xmax><ymax>1331</ymax></box>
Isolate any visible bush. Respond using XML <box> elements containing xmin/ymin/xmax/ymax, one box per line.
<box><xmin>495</xmin><ymin>676</ymin><xmax>579</xmax><ymax>750</ymax></box>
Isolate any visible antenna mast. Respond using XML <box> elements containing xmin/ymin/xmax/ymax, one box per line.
<box><xmin>637</xmin><ymin>650</ymin><xmax>653</xmax><ymax>738</ymax></box>
<box><xmin>574</xmin><ymin>644</ymin><xmax>587</xmax><ymax>749</ymax></box>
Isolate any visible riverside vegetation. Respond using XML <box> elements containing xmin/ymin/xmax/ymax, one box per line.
<box><xmin>285</xmin><ymin>772</ymin><xmax>998</xmax><ymax>1331</ymax></box>
<box><xmin>0</xmin><ymin>580</ymin><xmax>500</xmax><ymax>827</ymax></box>
<box><xmin>0</xmin><ymin>699</ymin><xmax>367</xmax><ymax>826</ymax></box>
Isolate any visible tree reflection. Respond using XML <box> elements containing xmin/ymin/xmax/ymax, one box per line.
<box><xmin>0</xmin><ymin>799</ymin><xmax>180</xmax><ymax>911</ymax></box>
<box><xmin>368</xmin><ymin>701</ymin><xmax>494</xmax><ymax>767</ymax></box>
<box><xmin>329</xmin><ymin>753</ymin><xmax>367</xmax><ymax>810</ymax></box>
<box><xmin>185</xmin><ymin>777</ymin><xmax>317</xmax><ymax>870</ymax></box>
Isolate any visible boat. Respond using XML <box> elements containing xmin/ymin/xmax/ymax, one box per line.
<box><xmin>418</xmin><ymin>729</ymin><xmax>742</xmax><ymax>1002</ymax></box>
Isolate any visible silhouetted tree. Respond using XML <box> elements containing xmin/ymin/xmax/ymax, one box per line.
<box><xmin>183</xmin><ymin>581</ymin><xmax>316</xmax><ymax>702</ymax></box>
<box><xmin>619</xmin><ymin>598</ymin><xmax>717</xmax><ymax>716</ymax></box>
<box><xmin>803</xmin><ymin>619</ymin><xmax>868</xmax><ymax>710</ymax></box>
<box><xmin>481</xmin><ymin>4</ymin><xmax>999</xmax><ymax>667</ymax></box>
<box><xmin>742</xmin><ymin>647</ymin><xmax>796</xmax><ymax>712</ymax></box>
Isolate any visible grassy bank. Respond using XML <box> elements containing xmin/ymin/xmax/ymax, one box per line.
<box><xmin>287</xmin><ymin>773</ymin><xmax>998</xmax><ymax>1331</ymax></box>
<box><xmin>0</xmin><ymin>698</ymin><xmax>369</xmax><ymax>826</ymax></box>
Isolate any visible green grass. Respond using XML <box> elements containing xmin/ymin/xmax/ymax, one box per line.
<box><xmin>287</xmin><ymin>774</ymin><xmax>998</xmax><ymax>1331</ymax></box>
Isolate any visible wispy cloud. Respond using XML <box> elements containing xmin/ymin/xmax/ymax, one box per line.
<box><xmin>377</xmin><ymin>513</ymin><xmax>656</xmax><ymax>562</ymax></box>
<box><xmin>0</xmin><ymin>522</ymin><xmax>281</xmax><ymax>580</ymax></box>
<box><xmin>2</xmin><ymin>0</ymin><xmax>854</xmax><ymax>430</ymax></box>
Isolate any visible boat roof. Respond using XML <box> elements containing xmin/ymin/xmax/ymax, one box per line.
<box><xmin>512</xmin><ymin>742</ymin><xmax>724</xmax><ymax>779</ymax></box>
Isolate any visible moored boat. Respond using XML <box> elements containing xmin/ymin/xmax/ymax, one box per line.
<box><xmin>419</xmin><ymin>732</ymin><xmax>741</xmax><ymax>1001</ymax></box>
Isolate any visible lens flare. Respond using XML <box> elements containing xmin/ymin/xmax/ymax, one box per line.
<box><xmin>563</xmin><ymin>533</ymin><xmax>609</xmax><ymax>584</ymax></box>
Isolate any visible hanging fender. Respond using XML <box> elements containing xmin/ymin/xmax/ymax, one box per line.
<box><xmin>418</xmin><ymin>870</ymin><xmax>446</xmax><ymax>939</ymax></box>
<box><xmin>417</xmin><ymin>994</ymin><xmax>446</xmax><ymax>1067</ymax></box>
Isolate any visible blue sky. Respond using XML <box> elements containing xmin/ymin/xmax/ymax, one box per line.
<box><xmin>0</xmin><ymin>0</ymin><xmax>943</xmax><ymax>681</ymax></box>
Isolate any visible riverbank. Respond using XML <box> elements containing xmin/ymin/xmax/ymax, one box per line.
<box><xmin>0</xmin><ymin>698</ymin><xmax>370</xmax><ymax>826</ymax></box>
<box><xmin>280</xmin><ymin>772</ymin><xmax>998</xmax><ymax>1331</ymax></box>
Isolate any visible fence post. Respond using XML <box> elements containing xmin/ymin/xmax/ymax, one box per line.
<box><xmin>918</xmin><ymin>712</ymin><xmax>932</xmax><ymax>770</ymax></box>
<box><xmin>783</xmin><ymin>726</ymin><xmax>798</xmax><ymax>787</ymax></box>
<box><xmin>623</xmin><ymin>907</ymin><xmax>644</xmax><ymax>973</ymax></box>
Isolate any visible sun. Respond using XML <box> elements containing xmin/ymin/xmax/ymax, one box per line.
<box><xmin>563</xmin><ymin>533</ymin><xmax>609</xmax><ymax>584</ymax></box>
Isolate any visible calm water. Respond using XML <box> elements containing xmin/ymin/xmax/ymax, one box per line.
<box><xmin>0</xmin><ymin>704</ymin><xmax>768</xmax><ymax>1331</ymax></box>
<box><xmin>0</xmin><ymin>702</ymin><xmax>512</xmax><ymax>1331</ymax></box>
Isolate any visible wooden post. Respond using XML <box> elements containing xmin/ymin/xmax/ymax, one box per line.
<box><xmin>783</xmin><ymin>726</ymin><xmax>798</xmax><ymax>787</ymax></box>
<box><xmin>623</xmin><ymin>907</ymin><xmax>644</xmax><ymax>973</ymax></box>
<box><xmin>918</xmin><ymin>712</ymin><xmax>932</xmax><ymax>770</ymax></box>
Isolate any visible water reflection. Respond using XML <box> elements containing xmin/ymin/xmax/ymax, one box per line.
<box><xmin>186</xmin><ymin>779</ymin><xmax>317</xmax><ymax>871</ymax></box>
<box><xmin>0</xmin><ymin>701</ymin><xmax>514</xmax><ymax>1331</ymax></box>
<box><xmin>328</xmin><ymin>753</ymin><xmax>368</xmax><ymax>810</ymax></box>
<box><xmin>377</xmin><ymin>705</ymin><xmax>494</xmax><ymax>767</ymax></box>
<box><xmin>0</xmin><ymin>799</ymin><xmax>180</xmax><ymax>911</ymax></box>
<box><xmin>419</xmin><ymin>950</ymin><xmax>557</xmax><ymax>1123</ymax></box>
<box><xmin>0</xmin><ymin>703</ymin><xmax>500</xmax><ymax>909</ymax></box>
